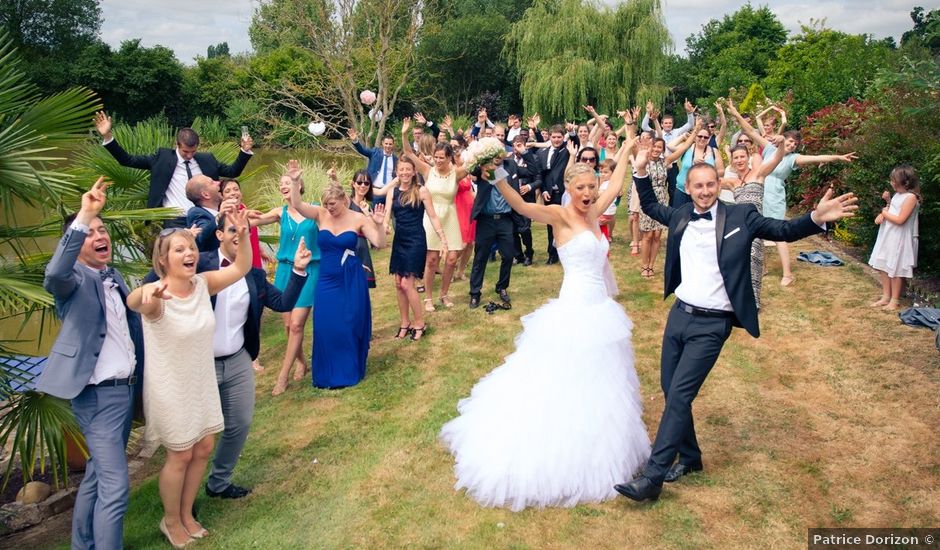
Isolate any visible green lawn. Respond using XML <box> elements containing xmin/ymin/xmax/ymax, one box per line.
<box><xmin>45</xmin><ymin>225</ymin><xmax>940</xmax><ymax>549</ymax></box>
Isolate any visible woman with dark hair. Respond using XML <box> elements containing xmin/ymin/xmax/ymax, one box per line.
<box><xmin>401</xmin><ymin>117</ymin><xmax>464</xmax><ymax>310</ymax></box>
<box><xmin>347</xmin><ymin>169</ymin><xmax>377</xmax><ymax>289</ymax></box>
<box><xmin>727</xmin><ymin>100</ymin><xmax>857</xmax><ymax>286</ymax></box>
<box><xmin>719</xmin><ymin>139</ymin><xmax>789</xmax><ymax>306</ymax></box>
<box><xmin>383</xmin><ymin>158</ymin><xmax>449</xmax><ymax>340</ymax></box>
<box><xmin>670</xmin><ymin>118</ymin><xmax>724</xmax><ymax>207</ymax></box>
<box><xmin>636</xmin><ymin>136</ymin><xmax>689</xmax><ymax>278</ymax></box>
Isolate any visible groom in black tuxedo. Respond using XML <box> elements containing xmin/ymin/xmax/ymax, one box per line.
<box><xmin>615</xmin><ymin>149</ymin><xmax>858</xmax><ymax>502</ymax></box>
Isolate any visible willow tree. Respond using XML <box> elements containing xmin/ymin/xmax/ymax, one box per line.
<box><xmin>504</xmin><ymin>0</ymin><xmax>670</xmax><ymax>121</ymax></box>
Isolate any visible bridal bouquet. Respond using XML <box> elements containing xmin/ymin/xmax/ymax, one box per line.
<box><xmin>461</xmin><ymin>137</ymin><xmax>506</xmax><ymax>176</ymax></box>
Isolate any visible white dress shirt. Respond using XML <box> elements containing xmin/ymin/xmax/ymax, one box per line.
<box><xmin>163</xmin><ymin>150</ymin><xmax>201</xmax><ymax>212</ymax></box>
<box><xmin>674</xmin><ymin>202</ymin><xmax>733</xmax><ymax>311</ymax></box>
<box><xmin>212</xmin><ymin>253</ymin><xmax>250</xmax><ymax>357</ymax></box>
<box><xmin>377</xmin><ymin>154</ymin><xmax>394</xmax><ymax>188</ymax></box>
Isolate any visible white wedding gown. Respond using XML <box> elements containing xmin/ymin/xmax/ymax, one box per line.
<box><xmin>439</xmin><ymin>230</ymin><xmax>650</xmax><ymax>511</ymax></box>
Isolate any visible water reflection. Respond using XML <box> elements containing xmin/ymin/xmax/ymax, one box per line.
<box><xmin>1</xmin><ymin>147</ymin><xmax>361</xmax><ymax>356</ymax></box>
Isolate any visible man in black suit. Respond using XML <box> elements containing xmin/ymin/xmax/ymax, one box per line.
<box><xmin>536</xmin><ymin>124</ymin><xmax>570</xmax><ymax>264</ymax></box>
<box><xmin>468</xmin><ymin>163</ymin><xmax>520</xmax><ymax>308</ymax></box>
<box><xmin>508</xmin><ymin>134</ymin><xmax>541</xmax><ymax>266</ymax></box>
<box><xmin>93</xmin><ymin>111</ymin><xmax>253</xmax><ymax>227</ymax></box>
<box><xmin>615</xmin><ymin>148</ymin><xmax>858</xmax><ymax>502</ymax></box>
<box><xmin>144</xmin><ymin>212</ymin><xmax>308</xmax><ymax>499</ymax></box>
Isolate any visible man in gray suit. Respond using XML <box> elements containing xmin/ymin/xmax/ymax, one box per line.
<box><xmin>38</xmin><ymin>177</ymin><xmax>144</xmax><ymax>549</ymax></box>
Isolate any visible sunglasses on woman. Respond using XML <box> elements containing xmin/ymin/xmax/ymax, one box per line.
<box><xmin>580</xmin><ymin>156</ymin><xmax>597</xmax><ymax>163</ymax></box>
<box><xmin>354</xmin><ymin>180</ymin><xmax>371</xmax><ymax>186</ymax></box>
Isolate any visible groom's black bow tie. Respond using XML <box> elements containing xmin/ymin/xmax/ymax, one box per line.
<box><xmin>99</xmin><ymin>266</ymin><xmax>116</xmax><ymax>280</ymax></box>
<box><xmin>689</xmin><ymin>211</ymin><xmax>712</xmax><ymax>222</ymax></box>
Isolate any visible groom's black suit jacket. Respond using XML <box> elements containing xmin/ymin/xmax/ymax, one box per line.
<box><xmin>104</xmin><ymin>139</ymin><xmax>252</xmax><ymax>208</ymax></box>
<box><xmin>634</xmin><ymin>174</ymin><xmax>823</xmax><ymax>337</ymax></box>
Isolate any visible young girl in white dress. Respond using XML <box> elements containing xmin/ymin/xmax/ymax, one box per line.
<box><xmin>868</xmin><ymin>165</ymin><xmax>921</xmax><ymax>310</ymax></box>
<box><xmin>440</xmin><ymin>131</ymin><xmax>650</xmax><ymax>512</ymax></box>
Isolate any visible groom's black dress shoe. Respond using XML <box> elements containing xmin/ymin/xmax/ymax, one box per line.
<box><xmin>664</xmin><ymin>461</ymin><xmax>703</xmax><ymax>483</ymax></box>
<box><xmin>206</xmin><ymin>483</ymin><xmax>251</xmax><ymax>499</ymax></box>
<box><xmin>614</xmin><ymin>476</ymin><xmax>662</xmax><ymax>502</ymax></box>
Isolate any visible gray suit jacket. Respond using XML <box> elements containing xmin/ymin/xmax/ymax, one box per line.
<box><xmin>37</xmin><ymin>229</ymin><xmax>145</xmax><ymax>400</ymax></box>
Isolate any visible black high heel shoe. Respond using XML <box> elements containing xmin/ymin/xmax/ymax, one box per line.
<box><xmin>394</xmin><ymin>326</ymin><xmax>412</xmax><ymax>339</ymax></box>
<box><xmin>410</xmin><ymin>325</ymin><xmax>429</xmax><ymax>341</ymax></box>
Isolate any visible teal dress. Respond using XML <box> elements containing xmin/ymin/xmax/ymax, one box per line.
<box><xmin>274</xmin><ymin>206</ymin><xmax>321</xmax><ymax>308</ymax></box>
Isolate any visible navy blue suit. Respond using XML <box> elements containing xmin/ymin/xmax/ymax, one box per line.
<box><xmin>186</xmin><ymin>206</ymin><xmax>220</xmax><ymax>252</ymax></box>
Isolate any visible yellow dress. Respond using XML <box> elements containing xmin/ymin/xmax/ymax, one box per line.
<box><xmin>423</xmin><ymin>168</ymin><xmax>463</xmax><ymax>251</ymax></box>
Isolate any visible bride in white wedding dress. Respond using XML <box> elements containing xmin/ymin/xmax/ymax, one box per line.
<box><xmin>440</xmin><ymin>134</ymin><xmax>650</xmax><ymax>511</ymax></box>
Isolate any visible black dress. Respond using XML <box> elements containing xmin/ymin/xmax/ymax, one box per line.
<box><xmin>389</xmin><ymin>187</ymin><xmax>427</xmax><ymax>278</ymax></box>
<box><xmin>349</xmin><ymin>201</ymin><xmax>377</xmax><ymax>288</ymax></box>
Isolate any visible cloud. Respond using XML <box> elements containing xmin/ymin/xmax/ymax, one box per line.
<box><xmin>99</xmin><ymin>0</ymin><xmax>918</xmax><ymax>64</ymax></box>
<box><xmin>100</xmin><ymin>0</ymin><xmax>256</xmax><ymax>64</ymax></box>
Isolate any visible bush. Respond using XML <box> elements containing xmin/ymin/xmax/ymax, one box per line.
<box><xmin>792</xmin><ymin>58</ymin><xmax>940</xmax><ymax>274</ymax></box>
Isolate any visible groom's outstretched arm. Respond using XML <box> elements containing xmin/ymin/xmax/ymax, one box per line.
<box><xmin>634</xmin><ymin>174</ymin><xmax>672</xmax><ymax>227</ymax></box>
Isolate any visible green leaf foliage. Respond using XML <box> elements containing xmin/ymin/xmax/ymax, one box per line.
<box><xmin>763</xmin><ymin>25</ymin><xmax>896</xmax><ymax>125</ymax></box>
<box><xmin>505</xmin><ymin>0</ymin><xmax>670</xmax><ymax>121</ymax></box>
<box><xmin>683</xmin><ymin>4</ymin><xmax>787</xmax><ymax>106</ymax></box>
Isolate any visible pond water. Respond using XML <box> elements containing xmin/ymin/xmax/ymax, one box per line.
<box><xmin>1</xmin><ymin>146</ymin><xmax>366</xmax><ymax>356</ymax></box>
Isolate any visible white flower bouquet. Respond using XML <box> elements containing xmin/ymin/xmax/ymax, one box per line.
<box><xmin>460</xmin><ymin>137</ymin><xmax>506</xmax><ymax>176</ymax></box>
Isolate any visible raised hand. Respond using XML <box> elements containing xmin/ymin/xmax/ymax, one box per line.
<box><xmin>80</xmin><ymin>177</ymin><xmax>110</xmax><ymax>219</ymax></box>
<box><xmin>528</xmin><ymin>113</ymin><xmax>540</xmax><ymax>128</ymax></box>
<box><xmin>220</xmin><ymin>198</ymin><xmax>239</xmax><ymax>216</ymax></box>
<box><xmin>293</xmin><ymin>237</ymin><xmax>312</xmax><ymax>271</ymax></box>
<box><xmin>401</xmin><ymin>117</ymin><xmax>412</xmax><ymax>135</ymax></box>
<box><xmin>347</xmin><ymin>127</ymin><xmax>358</xmax><ymax>141</ymax></box>
<box><xmin>286</xmin><ymin>159</ymin><xmax>303</xmax><ymax>182</ymax></box>
<box><xmin>646</xmin><ymin>99</ymin><xmax>654</xmax><ymax>114</ymax></box>
<box><xmin>93</xmin><ymin>111</ymin><xmax>112</xmax><ymax>139</ymax></box>
<box><xmin>233</xmin><ymin>207</ymin><xmax>250</xmax><ymax>239</ymax></box>
<box><xmin>186</xmin><ymin>223</ymin><xmax>203</xmax><ymax>238</ymax></box>
<box><xmin>684</xmin><ymin>98</ymin><xmax>697</xmax><ymax>114</ymax></box>
<box><xmin>443</xmin><ymin>114</ymin><xmax>453</xmax><ymax>129</ymax></box>
<box><xmin>567</xmin><ymin>140</ymin><xmax>577</xmax><ymax>156</ymax></box>
<box><xmin>813</xmin><ymin>188</ymin><xmax>859</xmax><ymax>223</ymax></box>
<box><xmin>633</xmin><ymin>146</ymin><xmax>650</xmax><ymax>173</ymax></box>
<box><xmin>240</xmin><ymin>133</ymin><xmax>253</xmax><ymax>152</ymax></box>
<box><xmin>583</xmin><ymin>105</ymin><xmax>597</xmax><ymax>115</ymax></box>
<box><xmin>326</xmin><ymin>166</ymin><xmax>338</xmax><ymax>182</ymax></box>
<box><xmin>631</xmin><ymin>106</ymin><xmax>641</xmax><ymax>122</ymax></box>
<box><xmin>371</xmin><ymin>203</ymin><xmax>386</xmax><ymax>226</ymax></box>
<box><xmin>414</xmin><ymin>112</ymin><xmax>427</xmax><ymax>125</ymax></box>
<box><xmin>142</xmin><ymin>281</ymin><xmax>173</xmax><ymax>304</ymax></box>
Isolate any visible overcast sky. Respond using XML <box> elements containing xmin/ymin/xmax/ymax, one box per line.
<box><xmin>99</xmin><ymin>0</ymin><xmax>923</xmax><ymax>65</ymax></box>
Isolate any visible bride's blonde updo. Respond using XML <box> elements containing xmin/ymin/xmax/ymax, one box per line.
<box><xmin>564</xmin><ymin>163</ymin><xmax>596</xmax><ymax>188</ymax></box>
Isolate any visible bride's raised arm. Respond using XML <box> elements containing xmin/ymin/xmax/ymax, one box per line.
<box><xmin>492</xmin><ymin>163</ymin><xmax>563</xmax><ymax>226</ymax></box>
<box><xmin>591</xmin><ymin>134</ymin><xmax>635</xmax><ymax>219</ymax></box>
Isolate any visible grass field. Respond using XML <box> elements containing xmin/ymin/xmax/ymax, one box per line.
<box><xmin>34</xmin><ymin>224</ymin><xmax>940</xmax><ymax>549</ymax></box>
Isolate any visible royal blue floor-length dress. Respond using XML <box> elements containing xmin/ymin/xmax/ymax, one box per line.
<box><xmin>312</xmin><ymin>229</ymin><xmax>371</xmax><ymax>388</ymax></box>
